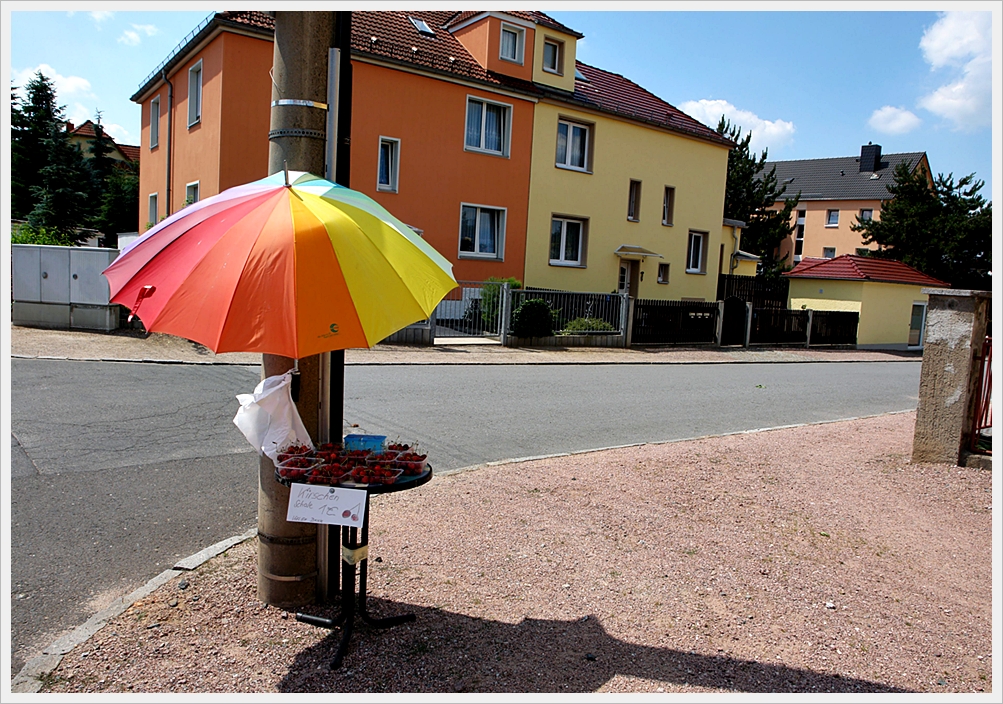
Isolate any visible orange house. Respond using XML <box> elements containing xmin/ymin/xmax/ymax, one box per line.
<box><xmin>131</xmin><ymin>10</ymin><xmax>557</xmax><ymax>283</ymax></box>
<box><xmin>133</xmin><ymin>15</ymin><xmax>273</xmax><ymax>228</ymax></box>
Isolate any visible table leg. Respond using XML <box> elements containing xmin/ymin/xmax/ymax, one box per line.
<box><xmin>358</xmin><ymin>498</ymin><xmax>415</xmax><ymax>628</ymax></box>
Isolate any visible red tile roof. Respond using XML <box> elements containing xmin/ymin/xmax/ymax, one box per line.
<box><xmin>68</xmin><ymin>120</ymin><xmax>140</xmax><ymax>163</ymax></box>
<box><xmin>785</xmin><ymin>255</ymin><xmax>949</xmax><ymax>287</ymax></box>
<box><xmin>118</xmin><ymin>144</ymin><xmax>141</xmax><ymax>162</ymax></box>
<box><xmin>134</xmin><ymin>10</ymin><xmax>731</xmax><ymax>147</ymax></box>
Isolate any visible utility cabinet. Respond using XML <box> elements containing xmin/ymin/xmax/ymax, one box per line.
<box><xmin>12</xmin><ymin>244</ymin><xmax>120</xmax><ymax>331</ymax></box>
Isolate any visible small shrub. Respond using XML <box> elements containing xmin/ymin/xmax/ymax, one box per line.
<box><xmin>11</xmin><ymin>223</ymin><xmax>77</xmax><ymax>247</ymax></box>
<box><xmin>560</xmin><ymin>316</ymin><xmax>616</xmax><ymax>334</ymax></box>
<box><xmin>480</xmin><ymin>276</ymin><xmax>522</xmax><ymax>332</ymax></box>
<box><xmin>511</xmin><ymin>298</ymin><xmax>556</xmax><ymax>338</ymax></box>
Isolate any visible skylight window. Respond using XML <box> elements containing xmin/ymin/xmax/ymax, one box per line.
<box><xmin>574</xmin><ymin>67</ymin><xmax>588</xmax><ymax>82</ymax></box>
<box><xmin>409</xmin><ymin>17</ymin><xmax>435</xmax><ymax>36</ymax></box>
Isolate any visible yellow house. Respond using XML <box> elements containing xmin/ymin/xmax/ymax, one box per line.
<box><xmin>524</xmin><ymin>53</ymin><xmax>734</xmax><ymax>301</ymax></box>
<box><xmin>785</xmin><ymin>254</ymin><xmax>948</xmax><ymax>349</ymax></box>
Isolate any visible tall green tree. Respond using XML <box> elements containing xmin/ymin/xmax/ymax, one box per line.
<box><xmin>27</xmin><ymin>123</ymin><xmax>92</xmax><ymax>240</ymax></box>
<box><xmin>852</xmin><ymin>162</ymin><xmax>991</xmax><ymax>290</ymax></box>
<box><xmin>11</xmin><ymin>71</ymin><xmax>63</xmax><ymax>219</ymax></box>
<box><xmin>715</xmin><ymin>117</ymin><xmax>800</xmax><ymax>277</ymax></box>
<box><xmin>87</xmin><ymin>111</ymin><xmax>116</xmax><ymax>200</ymax></box>
<box><xmin>94</xmin><ymin>159</ymin><xmax>140</xmax><ymax>246</ymax></box>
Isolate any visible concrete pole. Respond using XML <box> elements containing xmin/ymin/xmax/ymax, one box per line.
<box><xmin>257</xmin><ymin>10</ymin><xmax>336</xmax><ymax>608</ymax></box>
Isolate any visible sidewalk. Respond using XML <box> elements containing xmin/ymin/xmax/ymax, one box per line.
<box><xmin>9</xmin><ymin>325</ymin><xmax>921</xmax><ymax>366</ymax></box>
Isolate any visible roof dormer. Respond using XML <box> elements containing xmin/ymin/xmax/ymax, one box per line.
<box><xmin>531</xmin><ymin>25</ymin><xmax>578</xmax><ymax>93</ymax></box>
<box><xmin>448</xmin><ymin>12</ymin><xmax>535</xmax><ymax>82</ymax></box>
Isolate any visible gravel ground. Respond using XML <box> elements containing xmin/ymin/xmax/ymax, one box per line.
<box><xmin>36</xmin><ymin>411</ymin><xmax>993</xmax><ymax>695</ymax></box>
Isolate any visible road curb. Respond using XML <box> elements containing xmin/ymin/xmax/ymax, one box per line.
<box><xmin>12</xmin><ymin>528</ymin><xmax>257</xmax><ymax>694</ymax></box>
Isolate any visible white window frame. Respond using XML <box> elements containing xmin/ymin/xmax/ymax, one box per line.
<box><xmin>549</xmin><ymin>216</ymin><xmax>587</xmax><ymax>267</ymax></box>
<box><xmin>794</xmin><ymin>209</ymin><xmax>806</xmax><ymax>259</ymax></box>
<box><xmin>150</xmin><ymin>96</ymin><xmax>160</xmax><ymax>149</ymax></box>
<box><xmin>187</xmin><ymin>59</ymin><xmax>202</xmax><ymax>127</ymax></box>
<box><xmin>499</xmin><ymin>23</ymin><xmax>525</xmax><ymax>65</ymax></box>
<box><xmin>377</xmin><ymin>136</ymin><xmax>400</xmax><ymax>193</ymax></box>
<box><xmin>464</xmin><ymin>96</ymin><xmax>512</xmax><ymax>157</ymax></box>
<box><xmin>148</xmin><ymin>193</ymin><xmax>158</xmax><ymax>225</ymax></box>
<box><xmin>542</xmin><ymin>38</ymin><xmax>563</xmax><ymax>74</ymax></box>
<box><xmin>662</xmin><ymin>186</ymin><xmax>675</xmax><ymax>226</ymax></box>
<box><xmin>657</xmin><ymin>262</ymin><xmax>670</xmax><ymax>284</ymax></box>
<box><xmin>458</xmin><ymin>203</ymin><xmax>506</xmax><ymax>260</ymax></box>
<box><xmin>555</xmin><ymin>118</ymin><xmax>590</xmax><ymax>172</ymax></box>
<box><xmin>627</xmin><ymin>180</ymin><xmax>642</xmax><ymax>222</ymax></box>
<box><xmin>686</xmin><ymin>231</ymin><xmax>708</xmax><ymax>274</ymax></box>
<box><xmin>822</xmin><ymin>247</ymin><xmax>836</xmax><ymax>259</ymax></box>
<box><xmin>409</xmin><ymin>16</ymin><xmax>435</xmax><ymax>36</ymax></box>
<box><xmin>185</xmin><ymin>181</ymin><xmax>200</xmax><ymax>206</ymax></box>
<box><xmin>825</xmin><ymin>209</ymin><xmax>839</xmax><ymax>227</ymax></box>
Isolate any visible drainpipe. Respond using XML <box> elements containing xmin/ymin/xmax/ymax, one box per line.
<box><xmin>162</xmin><ymin>69</ymin><xmax>174</xmax><ymax>217</ymax></box>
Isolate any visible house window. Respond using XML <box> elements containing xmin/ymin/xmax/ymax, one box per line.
<box><xmin>826</xmin><ymin>209</ymin><xmax>839</xmax><ymax>227</ymax></box>
<box><xmin>859</xmin><ymin>209</ymin><xmax>873</xmax><ymax>222</ymax></box>
<box><xmin>555</xmin><ymin>119</ymin><xmax>590</xmax><ymax>171</ymax></box>
<box><xmin>823</xmin><ymin>247</ymin><xmax>836</xmax><ymax>258</ymax></box>
<box><xmin>657</xmin><ymin>263</ymin><xmax>670</xmax><ymax>284</ymax></box>
<box><xmin>465</xmin><ymin>97</ymin><xmax>510</xmax><ymax>156</ymax></box>
<box><xmin>187</xmin><ymin>60</ymin><xmax>202</xmax><ymax>127</ymax></box>
<box><xmin>794</xmin><ymin>209</ymin><xmax>806</xmax><ymax>257</ymax></box>
<box><xmin>459</xmin><ymin>204</ymin><xmax>505</xmax><ymax>259</ymax></box>
<box><xmin>662</xmin><ymin>186</ymin><xmax>675</xmax><ymax>226</ymax></box>
<box><xmin>499</xmin><ymin>24</ymin><xmax>524</xmax><ymax>64</ymax></box>
<box><xmin>185</xmin><ymin>181</ymin><xmax>200</xmax><ymax>206</ymax></box>
<box><xmin>543</xmin><ymin>38</ymin><xmax>563</xmax><ymax>74</ymax></box>
<box><xmin>150</xmin><ymin>96</ymin><xmax>160</xmax><ymax>148</ymax></box>
<box><xmin>409</xmin><ymin>16</ymin><xmax>435</xmax><ymax>36</ymax></box>
<box><xmin>686</xmin><ymin>231</ymin><xmax>707</xmax><ymax>273</ymax></box>
<box><xmin>148</xmin><ymin>193</ymin><xmax>158</xmax><ymax>226</ymax></box>
<box><xmin>377</xmin><ymin>137</ymin><xmax>400</xmax><ymax>192</ymax></box>
<box><xmin>627</xmin><ymin>180</ymin><xmax>641</xmax><ymax>222</ymax></box>
<box><xmin>549</xmin><ymin>217</ymin><xmax>586</xmax><ymax>266</ymax></box>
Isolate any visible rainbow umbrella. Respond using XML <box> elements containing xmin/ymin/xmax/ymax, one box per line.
<box><xmin>103</xmin><ymin>171</ymin><xmax>457</xmax><ymax>358</ymax></box>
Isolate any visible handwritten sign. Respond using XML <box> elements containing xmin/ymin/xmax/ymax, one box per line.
<box><xmin>285</xmin><ymin>484</ymin><xmax>367</xmax><ymax>527</ymax></box>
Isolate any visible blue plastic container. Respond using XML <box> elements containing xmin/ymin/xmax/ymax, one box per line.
<box><xmin>343</xmin><ymin>434</ymin><xmax>386</xmax><ymax>452</ymax></box>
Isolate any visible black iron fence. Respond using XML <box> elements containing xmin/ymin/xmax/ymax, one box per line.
<box><xmin>717</xmin><ymin>274</ymin><xmax>788</xmax><ymax>310</ymax></box>
<box><xmin>632</xmin><ymin>299</ymin><xmax>720</xmax><ymax>345</ymax></box>
<box><xmin>809</xmin><ymin>310</ymin><xmax>859</xmax><ymax>346</ymax></box>
<box><xmin>514</xmin><ymin>288</ymin><xmax>626</xmax><ymax>334</ymax></box>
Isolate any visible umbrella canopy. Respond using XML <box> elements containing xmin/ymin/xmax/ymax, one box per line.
<box><xmin>104</xmin><ymin>171</ymin><xmax>457</xmax><ymax>358</ymax></box>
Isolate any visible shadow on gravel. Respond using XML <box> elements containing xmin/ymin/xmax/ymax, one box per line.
<box><xmin>278</xmin><ymin>600</ymin><xmax>911</xmax><ymax>694</ymax></box>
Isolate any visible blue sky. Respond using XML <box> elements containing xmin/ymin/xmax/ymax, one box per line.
<box><xmin>4</xmin><ymin>3</ymin><xmax>999</xmax><ymax>202</ymax></box>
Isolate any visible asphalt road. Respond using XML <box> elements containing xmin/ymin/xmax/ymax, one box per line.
<box><xmin>9</xmin><ymin>357</ymin><xmax>921</xmax><ymax>676</ymax></box>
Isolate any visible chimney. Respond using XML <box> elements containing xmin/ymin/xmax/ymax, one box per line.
<box><xmin>859</xmin><ymin>142</ymin><xmax>881</xmax><ymax>172</ymax></box>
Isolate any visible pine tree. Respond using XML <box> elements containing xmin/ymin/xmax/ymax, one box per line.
<box><xmin>852</xmin><ymin>162</ymin><xmax>991</xmax><ymax>290</ymax></box>
<box><xmin>11</xmin><ymin>71</ymin><xmax>63</xmax><ymax>219</ymax></box>
<box><xmin>87</xmin><ymin>111</ymin><xmax>116</xmax><ymax>202</ymax></box>
<box><xmin>27</xmin><ymin>123</ymin><xmax>92</xmax><ymax>240</ymax></box>
<box><xmin>715</xmin><ymin>117</ymin><xmax>800</xmax><ymax>277</ymax></box>
<box><xmin>94</xmin><ymin>159</ymin><xmax>140</xmax><ymax>246</ymax></box>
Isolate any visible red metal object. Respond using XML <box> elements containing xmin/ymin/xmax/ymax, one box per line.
<box><xmin>970</xmin><ymin>336</ymin><xmax>992</xmax><ymax>454</ymax></box>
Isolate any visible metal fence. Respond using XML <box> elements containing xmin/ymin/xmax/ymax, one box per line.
<box><xmin>717</xmin><ymin>274</ymin><xmax>789</xmax><ymax>310</ymax></box>
<box><xmin>809</xmin><ymin>310</ymin><xmax>859</xmax><ymax>346</ymax></box>
<box><xmin>431</xmin><ymin>281</ymin><xmax>509</xmax><ymax>337</ymax></box>
<box><xmin>509</xmin><ymin>288</ymin><xmax>627</xmax><ymax>335</ymax></box>
<box><xmin>749</xmin><ymin>308</ymin><xmax>809</xmax><ymax>345</ymax></box>
<box><xmin>632</xmin><ymin>299</ymin><xmax>720</xmax><ymax>345</ymax></box>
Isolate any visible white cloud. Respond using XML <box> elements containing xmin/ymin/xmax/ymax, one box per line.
<box><xmin>68</xmin><ymin>102</ymin><xmax>93</xmax><ymax>127</ymax></box>
<box><xmin>89</xmin><ymin>11</ymin><xmax>114</xmax><ymax>25</ymax></box>
<box><xmin>679</xmin><ymin>98</ymin><xmax>795</xmax><ymax>154</ymax></box>
<box><xmin>919</xmin><ymin>11</ymin><xmax>991</xmax><ymax>69</ymax></box>
<box><xmin>12</xmin><ymin>64</ymin><xmax>95</xmax><ymax>100</ymax></box>
<box><xmin>868</xmin><ymin>106</ymin><xmax>922</xmax><ymax>135</ymax></box>
<box><xmin>118</xmin><ymin>23</ymin><xmax>159</xmax><ymax>46</ymax></box>
<box><xmin>917</xmin><ymin>11</ymin><xmax>992</xmax><ymax>131</ymax></box>
<box><xmin>104</xmin><ymin>123</ymin><xmax>131</xmax><ymax>143</ymax></box>
<box><xmin>118</xmin><ymin>29</ymin><xmax>141</xmax><ymax>46</ymax></box>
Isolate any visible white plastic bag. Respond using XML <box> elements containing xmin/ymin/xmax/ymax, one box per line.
<box><xmin>233</xmin><ymin>372</ymin><xmax>313</xmax><ymax>463</ymax></box>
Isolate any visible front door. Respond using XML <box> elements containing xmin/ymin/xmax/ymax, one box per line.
<box><xmin>908</xmin><ymin>303</ymin><xmax>927</xmax><ymax>347</ymax></box>
<box><xmin>618</xmin><ymin>261</ymin><xmax>630</xmax><ymax>295</ymax></box>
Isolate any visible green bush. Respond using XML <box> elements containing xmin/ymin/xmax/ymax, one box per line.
<box><xmin>480</xmin><ymin>276</ymin><xmax>522</xmax><ymax>332</ymax></box>
<box><xmin>11</xmin><ymin>223</ymin><xmax>77</xmax><ymax>247</ymax></box>
<box><xmin>560</xmin><ymin>316</ymin><xmax>616</xmax><ymax>334</ymax></box>
<box><xmin>510</xmin><ymin>298</ymin><xmax>557</xmax><ymax>338</ymax></box>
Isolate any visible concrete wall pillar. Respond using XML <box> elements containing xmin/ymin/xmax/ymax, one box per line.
<box><xmin>911</xmin><ymin>288</ymin><xmax>991</xmax><ymax>466</ymax></box>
